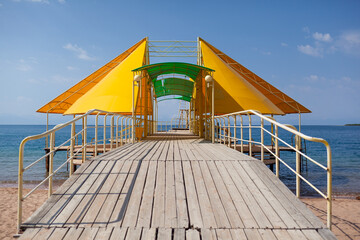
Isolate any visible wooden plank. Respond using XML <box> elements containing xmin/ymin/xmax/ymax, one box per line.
<box><xmin>157</xmin><ymin>228</ymin><xmax>172</xmax><ymax>240</ymax></box>
<box><xmin>167</xmin><ymin>140</ymin><xmax>174</xmax><ymax>161</ymax></box>
<box><xmin>125</xmin><ymin>227</ymin><xmax>142</xmax><ymax>240</ymax></box>
<box><xmin>317</xmin><ymin>229</ymin><xmax>337</xmax><ymax>240</ymax></box>
<box><xmin>78</xmin><ymin>228</ymin><xmax>99</xmax><ymax>240</ymax></box>
<box><xmin>109</xmin><ymin>228</ymin><xmax>127</xmax><ymax>240</ymax></box>
<box><xmin>173</xmin><ymin>229</ymin><xmax>186</xmax><ymax>240</ymax></box>
<box><xmin>137</xmin><ymin>160</ymin><xmax>157</xmax><ymax>227</ymax></box>
<box><xmin>95</xmin><ymin>227</ymin><xmax>114</xmax><ymax>240</ymax></box>
<box><xmin>182</xmin><ymin>161</ymin><xmax>203</xmax><ymax>228</ymax></box>
<box><xmin>30</xmin><ymin>228</ymin><xmax>55</xmax><ymax>239</ymax></box>
<box><xmin>215</xmin><ymin>161</ymin><xmax>258</xmax><ymax>228</ymax></box>
<box><xmin>216</xmin><ymin>229</ymin><xmax>233</xmax><ymax>240</ymax></box>
<box><xmin>272</xmin><ymin>229</ymin><xmax>293</xmax><ymax>240</ymax></box>
<box><xmin>18</xmin><ymin>228</ymin><xmax>41</xmax><ymax>240</ymax></box>
<box><xmin>206</xmin><ymin>160</ymin><xmax>244</xmax><ymax>228</ymax></box>
<box><xmin>301</xmin><ymin>229</ymin><xmax>326</xmax><ymax>240</ymax></box>
<box><xmin>257</xmin><ymin>229</ymin><xmax>277</xmax><ymax>240</ymax></box>
<box><xmin>95</xmin><ymin>160</ymin><xmax>134</xmax><ymax>227</ymax></box>
<box><xmin>165</xmin><ymin>161</ymin><xmax>177</xmax><ymax>228</ymax></box>
<box><xmin>47</xmin><ymin>228</ymin><xmax>69</xmax><ymax>240</ymax></box>
<box><xmin>159</xmin><ymin>140</ymin><xmax>170</xmax><ymax>161</ymax></box>
<box><xmin>232</xmin><ymin>161</ymin><xmax>286</xmax><ymax>228</ymax></box>
<box><xmin>173</xmin><ymin>139</ymin><xmax>181</xmax><ymax>160</ymax></box>
<box><xmin>62</xmin><ymin>228</ymin><xmax>84</xmax><ymax>240</ymax></box>
<box><xmin>79</xmin><ymin>160</ymin><xmax>125</xmax><ymax>228</ymax></box>
<box><xmin>141</xmin><ymin>228</ymin><xmax>156</xmax><ymax>240</ymax></box>
<box><xmin>244</xmin><ymin>229</ymin><xmax>263</xmax><ymax>240</ymax></box>
<box><xmin>241</xmin><ymin>161</ymin><xmax>299</xmax><ymax>229</ymax></box>
<box><xmin>286</xmin><ymin>229</ymin><xmax>309</xmax><ymax>240</ymax></box>
<box><xmin>253</xmin><ymin>161</ymin><xmax>325</xmax><ymax>228</ymax></box>
<box><xmin>108</xmin><ymin>161</ymin><xmax>138</xmax><ymax>227</ymax></box>
<box><xmin>248</xmin><ymin>161</ymin><xmax>313</xmax><ymax>228</ymax></box>
<box><xmin>22</xmin><ymin>160</ymin><xmax>95</xmax><ymax>227</ymax></box>
<box><xmin>200</xmin><ymin>229</ymin><xmax>217</xmax><ymax>240</ymax></box>
<box><xmin>223</xmin><ymin>161</ymin><xmax>272</xmax><ymax>228</ymax></box>
<box><xmin>191</xmin><ymin>161</ymin><xmax>217</xmax><ymax>228</ymax></box>
<box><xmin>174</xmin><ymin>160</ymin><xmax>189</xmax><ymax>228</ymax></box>
<box><xmin>63</xmin><ymin>160</ymin><xmax>114</xmax><ymax>228</ymax></box>
<box><xmin>151</xmin><ymin>160</ymin><xmax>166</xmax><ymax>227</ymax></box>
<box><xmin>121</xmin><ymin>159</ymin><xmax>150</xmax><ymax>227</ymax></box>
<box><xmin>186</xmin><ymin>229</ymin><xmax>200</xmax><ymax>240</ymax></box>
<box><xmin>198</xmin><ymin>161</ymin><xmax>231</xmax><ymax>228</ymax></box>
<box><xmin>229</xmin><ymin>229</ymin><xmax>247</xmax><ymax>240</ymax></box>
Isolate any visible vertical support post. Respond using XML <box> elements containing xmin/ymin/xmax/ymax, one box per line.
<box><xmin>205</xmin><ymin>81</ymin><xmax>208</xmax><ymax>140</ymax></box>
<box><xmin>83</xmin><ymin>116</ymin><xmax>87</xmax><ymax>163</ymax></box>
<box><xmin>48</xmin><ymin>131</ymin><xmax>54</xmax><ymax>197</ymax></box>
<box><xmin>132</xmin><ymin>78</ymin><xmax>135</xmax><ymax>143</ymax></box>
<box><xmin>249</xmin><ymin>114</ymin><xmax>252</xmax><ymax>157</ymax></box>
<box><xmin>17</xmin><ymin>145</ymin><xmax>24</xmax><ymax>233</ymax></box>
<box><xmin>296</xmin><ymin>135</ymin><xmax>301</xmax><ymax>198</ymax></box>
<box><xmin>211</xmin><ymin>80</ymin><xmax>215</xmax><ymax>144</ymax></box>
<box><xmin>327</xmin><ymin>145</ymin><xmax>332</xmax><ymax>229</ymax></box>
<box><xmin>95</xmin><ymin>114</ymin><xmax>99</xmax><ymax>156</ymax></box>
<box><xmin>121</xmin><ymin>117</ymin><xmax>125</xmax><ymax>146</ymax></box>
<box><xmin>116</xmin><ymin>116</ymin><xmax>119</xmax><ymax>148</ymax></box>
<box><xmin>240</xmin><ymin>115</ymin><xmax>243</xmax><ymax>153</ymax></box>
<box><xmin>110</xmin><ymin>115</ymin><xmax>114</xmax><ymax>150</ymax></box>
<box><xmin>45</xmin><ymin>113</ymin><xmax>49</xmax><ymax>149</ymax></box>
<box><xmin>275</xmin><ymin>125</ymin><xmax>279</xmax><ymax>177</ymax></box>
<box><xmin>70</xmin><ymin>120</ymin><xmax>75</xmax><ymax>176</ymax></box>
<box><xmin>233</xmin><ymin>115</ymin><xmax>236</xmax><ymax>150</ymax></box>
<box><xmin>227</xmin><ymin>116</ymin><xmax>231</xmax><ymax>147</ymax></box>
<box><xmin>103</xmin><ymin>114</ymin><xmax>107</xmax><ymax>153</ymax></box>
<box><xmin>261</xmin><ymin>118</ymin><xmax>264</xmax><ymax>162</ymax></box>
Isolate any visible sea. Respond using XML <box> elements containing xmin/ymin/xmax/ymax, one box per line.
<box><xmin>0</xmin><ymin>124</ymin><xmax>359</xmax><ymax>197</ymax></box>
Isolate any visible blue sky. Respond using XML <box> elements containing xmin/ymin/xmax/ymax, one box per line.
<box><xmin>0</xmin><ymin>0</ymin><xmax>359</xmax><ymax>125</ymax></box>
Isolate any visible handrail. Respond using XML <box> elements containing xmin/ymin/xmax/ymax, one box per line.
<box><xmin>213</xmin><ymin>109</ymin><xmax>332</xmax><ymax>229</ymax></box>
<box><xmin>17</xmin><ymin>109</ymin><xmax>141</xmax><ymax>233</ymax></box>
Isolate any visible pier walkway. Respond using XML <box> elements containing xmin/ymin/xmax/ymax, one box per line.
<box><xmin>19</xmin><ymin>131</ymin><xmax>336</xmax><ymax>240</ymax></box>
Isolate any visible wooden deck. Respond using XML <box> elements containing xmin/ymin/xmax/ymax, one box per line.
<box><xmin>19</xmin><ymin>131</ymin><xmax>336</xmax><ymax>240</ymax></box>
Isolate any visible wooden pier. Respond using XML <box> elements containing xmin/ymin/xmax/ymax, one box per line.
<box><xmin>19</xmin><ymin>131</ymin><xmax>336</xmax><ymax>240</ymax></box>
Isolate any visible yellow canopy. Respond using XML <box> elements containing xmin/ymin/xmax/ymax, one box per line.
<box><xmin>201</xmin><ymin>41</ymin><xmax>285</xmax><ymax>115</ymax></box>
<box><xmin>200</xmin><ymin>38</ymin><xmax>310</xmax><ymax>114</ymax></box>
<box><xmin>63</xmin><ymin>41</ymin><xmax>147</xmax><ymax>115</ymax></box>
<box><xmin>37</xmin><ymin>38</ymin><xmax>146</xmax><ymax>114</ymax></box>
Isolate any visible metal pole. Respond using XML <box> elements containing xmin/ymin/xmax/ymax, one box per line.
<box><xmin>132</xmin><ymin>80</ymin><xmax>135</xmax><ymax>143</ymax></box>
<box><xmin>110</xmin><ymin>115</ymin><xmax>114</xmax><ymax>150</ymax></box>
<box><xmin>240</xmin><ymin>115</ymin><xmax>243</xmax><ymax>153</ymax></box>
<box><xmin>233</xmin><ymin>115</ymin><xmax>237</xmax><ymax>150</ymax></box>
<box><xmin>48</xmin><ymin>131</ymin><xmax>54</xmax><ymax>197</ymax></box>
<box><xmin>83</xmin><ymin>116</ymin><xmax>87</xmax><ymax>163</ymax></box>
<box><xmin>249</xmin><ymin>115</ymin><xmax>252</xmax><ymax>157</ymax></box>
<box><xmin>70</xmin><ymin>120</ymin><xmax>75</xmax><ymax>176</ymax></box>
<box><xmin>17</xmin><ymin>144</ymin><xmax>24</xmax><ymax>233</ymax></box>
<box><xmin>104</xmin><ymin>114</ymin><xmax>107</xmax><ymax>153</ymax></box>
<box><xmin>116</xmin><ymin>116</ymin><xmax>120</xmax><ymax>148</ymax></box>
<box><xmin>95</xmin><ymin>114</ymin><xmax>99</xmax><ymax>156</ymax></box>
<box><xmin>296</xmin><ymin>135</ymin><xmax>301</xmax><ymax>198</ymax></box>
<box><xmin>327</xmin><ymin>145</ymin><xmax>332</xmax><ymax>229</ymax></box>
<box><xmin>261</xmin><ymin>118</ymin><xmax>264</xmax><ymax>162</ymax></box>
<box><xmin>211</xmin><ymin>81</ymin><xmax>215</xmax><ymax>143</ymax></box>
<box><xmin>227</xmin><ymin>116</ymin><xmax>231</xmax><ymax>147</ymax></box>
<box><xmin>275</xmin><ymin>125</ymin><xmax>279</xmax><ymax>177</ymax></box>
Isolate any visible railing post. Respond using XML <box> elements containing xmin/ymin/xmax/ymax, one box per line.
<box><xmin>110</xmin><ymin>115</ymin><xmax>114</xmax><ymax>150</ymax></box>
<box><xmin>327</xmin><ymin>145</ymin><xmax>332</xmax><ymax>229</ymax></box>
<box><xmin>70</xmin><ymin>121</ymin><xmax>75</xmax><ymax>176</ymax></box>
<box><xmin>116</xmin><ymin>116</ymin><xmax>120</xmax><ymax>148</ymax></box>
<box><xmin>261</xmin><ymin>118</ymin><xmax>264</xmax><ymax>162</ymax></box>
<box><xmin>104</xmin><ymin>114</ymin><xmax>107</xmax><ymax>153</ymax></box>
<box><xmin>82</xmin><ymin>116</ymin><xmax>87</xmax><ymax>163</ymax></box>
<box><xmin>240</xmin><ymin>115</ymin><xmax>243</xmax><ymax>153</ymax></box>
<box><xmin>17</xmin><ymin>143</ymin><xmax>24</xmax><ymax>233</ymax></box>
<box><xmin>233</xmin><ymin>115</ymin><xmax>237</xmax><ymax>150</ymax></box>
<box><xmin>275</xmin><ymin>125</ymin><xmax>279</xmax><ymax>177</ymax></box>
<box><xmin>249</xmin><ymin>114</ymin><xmax>252</xmax><ymax>157</ymax></box>
<box><xmin>95</xmin><ymin>114</ymin><xmax>99</xmax><ymax>156</ymax></box>
<box><xmin>227</xmin><ymin>116</ymin><xmax>231</xmax><ymax>147</ymax></box>
<box><xmin>48</xmin><ymin>131</ymin><xmax>54</xmax><ymax>197</ymax></box>
<box><xmin>296</xmin><ymin>135</ymin><xmax>301</xmax><ymax>198</ymax></box>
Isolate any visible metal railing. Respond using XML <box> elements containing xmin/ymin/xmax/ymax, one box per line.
<box><xmin>17</xmin><ymin>109</ymin><xmax>142</xmax><ymax>233</ymax></box>
<box><xmin>213</xmin><ymin>110</ymin><xmax>332</xmax><ymax>229</ymax></box>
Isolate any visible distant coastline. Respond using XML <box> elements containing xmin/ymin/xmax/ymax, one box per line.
<box><xmin>345</xmin><ymin>124</ymin><xmax>360</xmax><ymax>126</ymax></box>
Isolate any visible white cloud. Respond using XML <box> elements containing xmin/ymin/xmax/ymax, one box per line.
<box><xmin>297</xmin><ymin>45</ymin><xmax>322</xmax><ymax>57</ymax></box>
<box><xmin>51</xmin><ymin>75</ymin><xmax>73</xmax><ymax>83</ymax></box>
<box><xmin>302</xmin><ymin>26</ymin><xmax>310</xmax><ymax>34</ymax></box>
<box><xmin>16</xmin><ymin>58</ymin><xmax>37</xmax><ymax>71</ymax></box>
<box><xmin>58</xmin><ymin>0</ymin><xmax>65</xmax><ymax>3</ymax></box>
<box><xmin>66</xmin><ymin>66</ymin><xmax>76</xmax><ymax>70</ymax></box>
<box><xmin>281</xmin><ymin>42</ymin><xmax>288</xmax><ymax>47</ymax></box>
<box><xmin>63</xmin><ymin>43</ymin><xmax>95</xmax><ymax>61</ymax></box>
<box><xmin>313</xmin><ymin>32</ymin><xmax>332</xmax><ymax>42</ymax></box>
<box><xmin>336</xmin><ymin>30</ymin><xmax>360</xmax><ymax>55</ymax></box>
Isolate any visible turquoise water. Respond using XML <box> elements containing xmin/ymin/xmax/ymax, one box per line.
<box><xmin>0</xmin><ymin>125</ymin><xmax>359</xmax><ymax>197</ymax></box>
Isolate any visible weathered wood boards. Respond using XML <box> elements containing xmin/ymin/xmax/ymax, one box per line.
<box><xmin>20</xmin><ymin>131</ymin><xmax>336</xmax><ymax>240</ymax></box>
